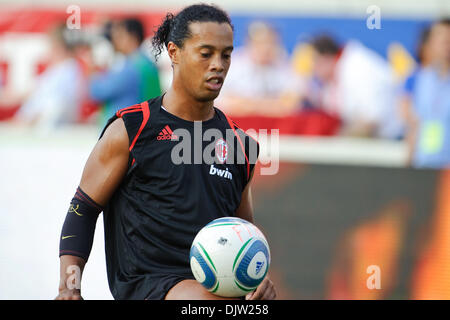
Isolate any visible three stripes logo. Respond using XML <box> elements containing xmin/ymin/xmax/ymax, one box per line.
<box><xmin>157</xmin><ymin>125</ymin><xmax>178</xmax><ymax>141</ymax></box>
<box><xmin>255</xmin><ymin>261</ymin><xmax>264</xmax><ymax>275</ymax></box>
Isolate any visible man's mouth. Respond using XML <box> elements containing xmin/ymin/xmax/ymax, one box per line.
<box><xmin>205</xmin><ymin>76</ymin><xmax>224</xmax><ymax>91</ymax></box>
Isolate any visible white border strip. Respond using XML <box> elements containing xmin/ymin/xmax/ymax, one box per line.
<box><xmin>260</xmin><ymin>135</ymin><xmax>408</xmax><ymax>167</ymax></box>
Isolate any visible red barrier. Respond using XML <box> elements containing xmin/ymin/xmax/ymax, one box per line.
<box><xmin>231</xmin><ymin>110</ymin><xmax>341</xmax><ymax>136</ymax></box>
<box><xmin>0</xmin><ymin>8</ymin><xmax>165</xmax><ymax>34</ymax></box>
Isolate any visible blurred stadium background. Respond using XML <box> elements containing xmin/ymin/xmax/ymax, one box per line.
<box><xmin>0</xmin><ymin>0</ymin><xmax>449</xmax><ymax>299</ymax></box>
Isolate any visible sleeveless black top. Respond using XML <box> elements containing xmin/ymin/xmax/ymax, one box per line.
<box><xmin>99</xmin><ymin>95</ymin><xmax>259</xmax><ymax>299</ymax></box>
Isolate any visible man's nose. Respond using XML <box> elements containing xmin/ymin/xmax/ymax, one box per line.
<box><xmin>210</xmin><ymin>54</ymin><xmax>225</xmax><ymax>72</ymax></box>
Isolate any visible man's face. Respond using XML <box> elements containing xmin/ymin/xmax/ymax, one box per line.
<box><xmin>248</xmin><ymin>28</ymin><xmax>279</xmax><ymax>66</ymax></box>
<box><xmin>171</xmin><ymin>22</ymin><xmax>234</xmax><ymax>102</ymax></box>
<box><xmin>428</xmin><ymin>23</ymin><xmax>450</xmax><ymax>65</ymax></box>
<box><xmin>111</xmin><ymin>23</ymin><xmax>131</xmax><ymax>54</ymax></box>
<box><xmin>312</xmin><ymin>52</ymin><xmax>337</xmax><ymax>84</ymax></box>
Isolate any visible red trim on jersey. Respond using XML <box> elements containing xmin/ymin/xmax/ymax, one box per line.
<box><xmin>129</xmin><ymin>101</ymin><xmax>150</xmax><ymax>152</ymax></box>
<box><xmin>116</xmin><ymin>104</ymin><xmax>142</xmax><ymax>117</ymax></box>
<box><xmin>223</xmin><ymin>114</ymin><xmax>250</xmax><ymax>180</ymax></box>
<box><xmin>119</xmin><ymin>104</ymin><xmax>141</xmax><ymax>113</ymax></box>
<box><xmin>232</xmin><ymin>120</ymin><xmax>259</xmax><ymax>144</ymax></box>
<box><xmin>118</xmin><ymin>109</ymin><xmax>143</xmax><ymax>117</ymax></box>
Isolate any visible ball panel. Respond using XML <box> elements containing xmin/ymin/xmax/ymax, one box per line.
<box><xmin>190</xmin><ymin>256</ymin><xmax>206</xmax><ymax>283</ymax></box>
<box><xmin>189</xmin><ymin>244</ymin><xmax>217</xmax><ymax>290</ymax></box>
<box><xmin>234</xmin><ymin>280</ymin><xmax>255</xmax><ymax>293</ymax></box>
<box><xmin>210</xmin><ymin>280</ymin><xmax>220</xmax><ymax>293</ymax></box>
<box><xmin>197</xmin><ymin>242</ymin><xmax>217</xmax><ymax>272</ymax></box>
<box><xmin>234</xmin><ymin>239</ymin><xmax>270</xmax><ymax>289</ymax></box>
<box><xmin>205</xmin><ymin>223</ymin><xmax>241</xmax><ymax>229</ymax></box>
<box><xmin>232</xmin><ymin>237</ymin><xmax>253</xmax><ymax>272</ymax></box>
<box><xmin>205</xmin><ymin>216</ymin><xmax>252</xmax><ymax>228</ymax></box>
<box><xmin>205</xmin><ymin>217</ymin><xmax>239</xmax><ymax>227</ymax></box>
<box><xmin>247</xmin><ymin>251</ymin><xmax>268</xmax><ymax>279</ymax></box>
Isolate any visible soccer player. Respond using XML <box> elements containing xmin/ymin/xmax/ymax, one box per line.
<box><xmin>56</xmin><ymin>4</ymin><xmax>276</xmax><ymax>300</ymax></box>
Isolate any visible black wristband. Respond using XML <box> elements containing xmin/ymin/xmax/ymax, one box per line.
<box><xmin>59</xmin><ymin>187</ymin><xmax>103</xmax><ymax>261</ymax></box>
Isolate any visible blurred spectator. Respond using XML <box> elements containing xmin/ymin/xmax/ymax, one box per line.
<box><xmin>417</xmin><ymin>26</ymin><xmax>434</xmax><ymax>67</ymax></box>
<box><xmin>72</xmin><ymin>39</ymin><xmax>102</xmax><ymax>123</ymax></box>
<box><xmin>402</xmin><ymin>18</ymin><xmax>450</xmax><ymax>168</ymax></box>
<box><xmin>12</xmin><ymin>24</ymin><xmax>84</xmax><ymax>128</ymax></box>
<box><xmin>89</xmin><ymin>18</ymin><xmax>161</xmax><ymax>125</ymax></box>
<box><xmin>398</xmin><ymin>25</ymin><xmax>432</xmax><ymax>165</ymax></box>
<box><xmin>306</xmin><ymin>35</ymin><xmax>401</xmax><ymax>139</ymax></box>
<box><xmin>218</xmin><ymin>21</ymin><xmax>304</xmax><ymax>117</ymax></box>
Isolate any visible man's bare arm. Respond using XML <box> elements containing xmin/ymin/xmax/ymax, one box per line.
<box><xmin>55</xmin><ymin>118</ymin><xmax>129</xmax><ymax>300</ymax></box>
<box><xmin>235</xmin><ymin>184</ymin><xmax>255</xmax><ymax>223</ymax></box>
<box><xmin>79</xmin><ymin>118</ymin><xmax>130</xmax><ymax>206</ymax></box>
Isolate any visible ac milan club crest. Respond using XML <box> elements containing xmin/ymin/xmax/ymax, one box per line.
<box><xmin>215</xmin><ymin>138</ymin><xmax>228</xmax><ymax>164</ymax></box>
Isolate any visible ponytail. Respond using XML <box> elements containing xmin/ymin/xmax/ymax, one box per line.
<box><xmin>152</xmin><ymin>13</ymin><xmax>175</xmax><ymax>61</ymax></box>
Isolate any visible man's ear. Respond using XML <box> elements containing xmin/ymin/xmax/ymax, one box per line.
<box><xmin>167</xmin><ymin>41</ymin><xmax>180</xmax><ymax>65</ymax></box>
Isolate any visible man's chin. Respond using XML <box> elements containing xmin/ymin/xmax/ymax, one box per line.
<box><xmin>197</xmin><ymin>90</ymin><xmax>221</xmax><ymax>102</ymax></box>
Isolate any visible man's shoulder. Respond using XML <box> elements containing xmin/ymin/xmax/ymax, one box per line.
<box><xmin>116</xmin><ymin>96</ymin><xmax>161</xmax><ymax>117</ymax></box>
<box><xmin>100</xmin><ymin>97</ymin><xmax>160</xmax><ymax>146</ymax></box>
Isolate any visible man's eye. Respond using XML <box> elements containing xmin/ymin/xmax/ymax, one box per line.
<box><xmin>201</xmin><ymin>52</ymin><xmax>211</xmax><ymax>58</ymax></box>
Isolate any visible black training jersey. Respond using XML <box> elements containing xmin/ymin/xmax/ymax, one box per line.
<box><xmin>99</xmin><ymin>95</ymin><xmax>259</xmax><ymax>299</ymax></box>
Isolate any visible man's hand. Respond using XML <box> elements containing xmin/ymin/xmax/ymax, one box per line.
<box><xmin>245</xmin><ymin>276</ymin><xmax>276</xmax><ymax>300</ymax></box>
<box><xmin>56</xmin><ymin>255</ymin><xmax>86</xmax><ymax>300</ymax></box>
<box><xmin>55</xmin><ymin>288</ymin><xmax>83</xmax><ymax>300</ymax></box>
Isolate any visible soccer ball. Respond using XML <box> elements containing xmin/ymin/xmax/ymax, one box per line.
<box><xmin>189</xmin><ymin>217</ymin><xmax>270</xmax><ymax>297</ymax></box>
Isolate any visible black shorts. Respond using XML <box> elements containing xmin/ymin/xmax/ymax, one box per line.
<box><xmin>144</xmin><ymin>272</ymin><xmax>196</xmax><ymax>300</ymax></box>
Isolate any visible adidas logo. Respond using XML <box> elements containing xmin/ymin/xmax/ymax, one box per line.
<box><xmin>255</xmin><ymin>261</ymin><xmax>264</xmax><ymax>275</ymax></box>
<box><xmin>157</xmin><ymin>125</ymin><xmax>178</xmax><ymax>140</ymax></box>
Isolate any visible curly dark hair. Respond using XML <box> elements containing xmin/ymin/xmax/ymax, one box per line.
<box><xmin>151</xmin><ymin>3</ymin><xmax>233</xmax><ymax>60</ymax></box>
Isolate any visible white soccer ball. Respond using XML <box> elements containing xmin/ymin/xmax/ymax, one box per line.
<box><xmin>189</xmin><ymin>217</ymin><xmax>270</xmax><ymax>297</ymax></box>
